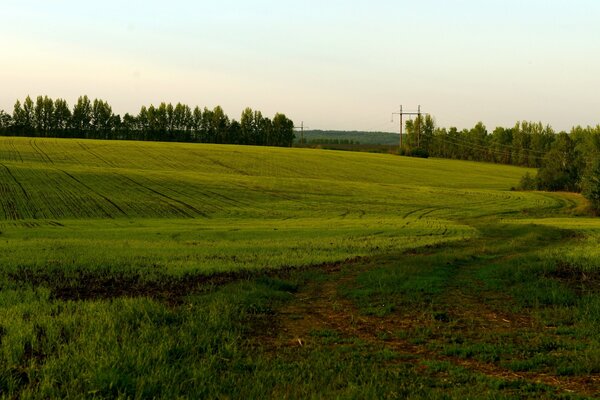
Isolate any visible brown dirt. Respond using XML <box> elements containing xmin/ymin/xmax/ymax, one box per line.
<box><xmin>8</xmin><ymin>257</ymin><xmax>364</xmax><ymax>304</ymax></box>
<box><xmin>267</xmin><ymin>258</ymin><xmax>600</xmax><ymax>398</ymax></box>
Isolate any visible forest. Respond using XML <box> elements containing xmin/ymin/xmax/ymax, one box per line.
<box><xmin>403</xmin><ymin>116</ymin><xmax>600</xmax><ymax>211</ymax></box>
<box><xmin>0</xmin><ymin>95</ymin><xmax>295</xmax><ymax>147</ymax></box>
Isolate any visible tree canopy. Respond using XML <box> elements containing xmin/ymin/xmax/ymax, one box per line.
<box><xmin>0</xmin><ymin>96</ymin><xmax>295</xmax><ymax>147</ymax></box>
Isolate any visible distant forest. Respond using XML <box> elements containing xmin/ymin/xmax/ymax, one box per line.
<box><xmin>299</xmin><ymin>130</ymin><xmax>398</xmax><ymax>145</ymax></box>
<box><xmin>0</xmin><ymin>95</ymin><xmax>295</xmax><ymax>147</ymax></box>
<box><xmin>401</xmin><ymin>116</ymin><xmax>600</xmax><ymax>211</ymax></box>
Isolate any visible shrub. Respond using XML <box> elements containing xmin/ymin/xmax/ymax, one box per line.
<box><xmin>519</xmin><ymin>172</ymin><xmax>537</xmax><ymax>191</ymax></box>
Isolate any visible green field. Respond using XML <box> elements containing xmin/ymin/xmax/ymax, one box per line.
<box><xmin>0</xmin><ymin>137</ymin><xmax>598</xmax><ymax>398</ymax></box>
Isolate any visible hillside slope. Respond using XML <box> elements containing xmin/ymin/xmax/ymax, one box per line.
<box><xmin>0</xmin><ymin>137</ymin><xmax>552</xmax><ymax>221</ymax></box>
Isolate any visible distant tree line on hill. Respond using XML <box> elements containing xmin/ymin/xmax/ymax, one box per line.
<box><xmin>0</xmin><ymin>95</ymin><xmax>295</xmax><ymax>147</ymax></box>
<box><xmin>403</xmin><ymin>116</ymin><xmax>600</xmax><ymax>211</ymax></box>
<box><xmin>299</xmin><ymin>130</ymin><xmax>398</xmax><ymax>145</ymax></box>
<box><xmin>307</xmin><ymin>138</ymin><xmax>360</xmax><ymax>145</ymax></box>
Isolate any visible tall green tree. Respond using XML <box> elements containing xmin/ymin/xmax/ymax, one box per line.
<box><xmin>91</xmin><ymin>99</ymin><xmax>114</xmax><ymax>138</ymax></box>
<box><xmin>12</xmin><ymin>97</ymin><xmax>35</xmax><ymax>135</ymax></box>
<box><xmin>582</xmin><ymin>159</ymin><xmax>600</xmax><ymax>212</ymax></box>
<box><xmin>272</xmin><ymin>113</ymin><xmax>295</xmax><ymax>147</ymax></box>
<box><xmin>212</xmin><ymin>106</ymin><xmax>229</xmax><ymax>144</ymax></box>
<box><xmin>34</xmin><ymin>96</ymin><xmax>55</xmax><ymax>135</ymax></box>
<box><xmin>0</xmin><ymin>110</ymin><xmax>11</xmax><ymax>133</ymax></box>
<box><xmin>72</xmin><ymin>95</ymin><xmax>92</xmax><ymax>136</ymax></box>
<box><xmin>536</xmin><ymin>132</ymin><xmax>581</xmax><ymax>192</ymax></box>
<box><xmin>240</xmin><ymin>107</ymin><xmax>254</xmax><ymax>145</ymax></box>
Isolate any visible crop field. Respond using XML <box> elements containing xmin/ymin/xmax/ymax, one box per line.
<box><xmin>0</xmin><ymin>137</ymin><xmax>598</xmax><ymax>398</ymax></box>
<box><xmin>0</xmin><ymin>138</ymin><xmax>553</xmax><ymax>279</ymax></box>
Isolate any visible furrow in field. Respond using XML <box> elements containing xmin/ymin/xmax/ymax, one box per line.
<box><xmin>0</xmin><ymin>163</ymin><xmax>31</xmax><ymax>202</ymax></box>
<box><xmin>115</xmin><ymin>173</ymin><xmax>208</xmax><ymax>218</ymax></box>
<box><xmin>59</xmin><ymin>169</ymin><xmax>128</xmax><ymax>218</ymax></box>
<box><xmin>135</xmin><ymin>178</ymin><xmax>227</xmax><ymax>214</ymax></box>
<box><xmin>77</xmin><ymin>141</ymin><xmax>117</xmax><ymax>167</ymax></box>
<box><xmin>0</xmin><ymin>166</ymin><xmax>28</xmax><ymax>220</ymax></box>
<box><xmin>29</xmin><ymin>139</ymin><xmax>54</xmax><ymax>164</ymax></box>
<box><xmin>203</xmin><ymin>156</ymin><xmax>251</xmax><ymax>176</ymax></box>
<box><xmin>5</xmin><ymin>138</ymin><xmax>24</xmax><ymax>162</ymax></box>
<box><xmin>0</xmin><ymin>182</ymin><xmax>21</xmax><ymax>219</ymax></box>
<box><xmin>38</xmin><ymin>169</ymin><xmax>105</xmax><ymax>218</ymax></box>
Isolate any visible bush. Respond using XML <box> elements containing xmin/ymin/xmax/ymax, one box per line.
<box><xmin>400</xmin><ymin>147</ymin><xmax>429</xmax><ymax>158</ymax></box>
<box><xmin>519</xmin><ymin>172</ymin><xmax>537</xmax><ymax>191</ymax></box>
<box><xmin>582</xmin><ymin>159</ymin><xmax>600</xmax><ymax>212</ymax></box>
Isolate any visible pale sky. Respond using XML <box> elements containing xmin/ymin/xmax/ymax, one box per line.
<box><xmin>1</xmin><ymin>0</ymin><xmax>599</xmax><ymax>132</ymax></box>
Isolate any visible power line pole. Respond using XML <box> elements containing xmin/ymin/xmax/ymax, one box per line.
<box><xmin>391</xmin><ymin>105</ymin><xmax>428</xmax><ymax>154</ymax></box>
<box><xmin>391</xmin><ymin>106</ymin><xmax>403</xmax><ymax>149</ymax></box>
<box><xmin>417</xmin><ymin>105</ymin><xmax>421</xmax><ymax>149</ymax></box>
<box><xmin>294</xmin><ymin>121</ymin><xmax>309</xmax><ymax>145</ymax></box>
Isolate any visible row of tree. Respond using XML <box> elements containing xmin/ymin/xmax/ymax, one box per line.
<box><xmin>404</xmin><ymin>117</ymin><xmax>556</xmax><ymax>168</ymax></box>
<box><xmin>0</xmin><ymin>96</ymin><xmax>295</xmax><ymax>147</ymax></box>
<box><xmin>307</xmin><ymin>139</ymin><xmax>361</xmax><ymax>145</ymax></box>
<box><xmin>521</xmin><ymin>127</ymin><xmax>600</xmax><ymax>211</ymax></box>
<box><xmin>402</xmin><ymin>116</ymin><xmax>600</xmax><ymax>211</ymax></box>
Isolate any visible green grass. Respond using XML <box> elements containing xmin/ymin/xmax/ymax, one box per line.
<box><xmin>0</xmin><ymin>137</ymin><xmax>551</xmax><ymax>282</ymax></box>
<box><xmin>0</xmin><ymin>137</ymin><xmax>546</xmax><ymax>221</ymax></box>
<box><xmin>0</xmin><ymin>137</ymin><xmax>598</xmax><ymax>398</ymax></box>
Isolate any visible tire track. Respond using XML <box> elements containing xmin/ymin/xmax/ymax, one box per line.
<box><xmin>29</xmin><ymin>139</ymin><xmax>54</xmax><ymax>164</ymax></box>
<box><xmin>0</xmin><ymin>163</ymin><xmax>31</xmax><ymax>201</ymax></box>
<box><xmin>116</xmin><ymin>174</ymin><xmax>208</xmax><ymax>218</ymax></box>
<box><xmin>0</xmin><ymin>163</ymin><xmax>35</xmax><ymax>219</ymax></box>
<box><xmin>204</xmin><ymin>156</ymin><xmax>250</xmax><ymax>176</ymax></box>
<box><xmin>6</xmin><ymin>139</ymin><xmax>24</xmax><ymax>162</ymax></box>
<box><xmin>0</xmin><ymin>182</ymin><xmax>21</xmax><ymax>219</ymax></box>
<box><xmin>418</xmin><ymin>207</ymin><xmax>441</xmax><ymax>219</ymax></box>
<box><xmin>403</xmin><ymin>207</ymin><xmax>427</xmax><ymax>219</ymax></box>
<box><xmin>77</xmin><ymin>141</ymin><xmax>116</xmax><ymax>167</ymax></box>
<box><xmin>59</xmin><ymin>170</ymin><xmax>127</xmax><ymax>218</ymax></box>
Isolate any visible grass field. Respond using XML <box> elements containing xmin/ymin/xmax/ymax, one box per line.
<box><xmin>0</xmin><ymin>137</ymin><xmax>598</xmax><ymax>398</ymax></box>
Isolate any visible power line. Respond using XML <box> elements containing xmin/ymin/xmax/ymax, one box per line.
<box><xmin>294</xmin><ymin>121</ymin><xmax>309</xmax><ymax>144</ymax></box>
<box><xmin>391</xmin><ymin>105</ymin><xmax>427</xmax><ymax>151</ymax></box>
<box><xmin>443</xmin><ymin>133</ymin><xmax>552</xmax><ymax>155</ymax></box>
<box><xmin>439</xmin><ymin>134</ymin><xmax>547</xmax><ymax>157</ymax></box>
<box><xmin>435</xmin><ymin>135</ymin><xmax>547</xmax><ymax>161</ymax></box>
<box><xmin>438</xmin><ymin>135</ymin><xmax>600</xmax><ymax>164</ymax></box>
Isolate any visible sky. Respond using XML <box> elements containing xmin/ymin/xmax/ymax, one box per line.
<box><xmin>1</xmin><ymin>0</ymin><xmax>600</xmax><ymax>132</ymax></box>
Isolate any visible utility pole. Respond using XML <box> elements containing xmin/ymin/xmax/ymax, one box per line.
<box><xmin>391</xmin><ymin>105</ymin><xmax>428</xmax><ymax>154</ymax></box>
<box><xmin>417</xmin><ymin>105</ymin><xmax>421</xmax><ymax>149</ymax></box>
<box><xmin>294</xmin><ymin>121</ymin><xmax>309</xmax><ymax>145</ymax></box>
<box><xmin>391</xmin><ymin>106</ymin><xmax>403</xmax><ymax>149</ymax></box>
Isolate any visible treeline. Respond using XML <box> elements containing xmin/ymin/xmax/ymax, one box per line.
<box><xmin>299</xmin><ymin>130</ymin><xmax>398</xmax><ymax>146</ymax></box>
<box><xmin>520</xmin><ymin>128</ymin><xmax>600</xmax><ymax>211</ymax></box>
<box><xmin>307</xmin><ymin>138</ymin><xmax>360</xmax><ymax>145</ymax></box>
<box><xmin>0</xmin><ymin>95</ymin><xmax>295</xmax><ymax>147</ymax></box>
<box><xmin>403</xmin><ymin>117</ymin><xmax>556</xmax><ymax>168</ymax></box>
<box><xmin>403</xmin><ymin>116</ymin><xmax>600</xmax><ymax>211</ymax></box>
